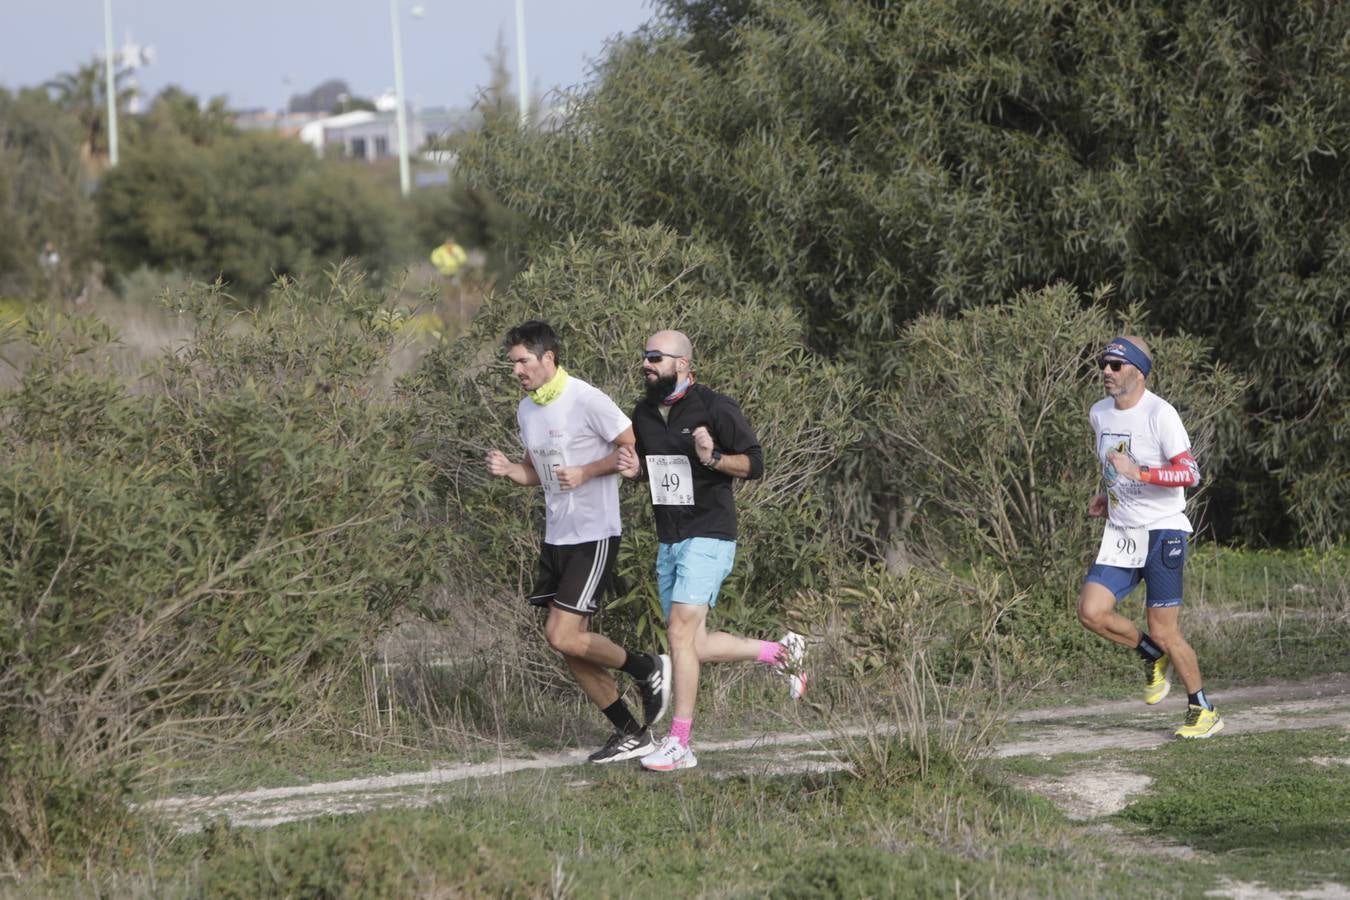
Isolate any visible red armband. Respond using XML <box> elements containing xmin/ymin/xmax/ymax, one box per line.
<box><xmin>1140</xmin><ymin>451</ymin><xmax>1199</xmax><ymax>487</ymax></box>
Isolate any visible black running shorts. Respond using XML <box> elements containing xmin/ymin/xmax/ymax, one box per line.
<box><xmin>527</xmin><ymin>536</ymin><xmax>620</xmax><ymax>615</ymax></box>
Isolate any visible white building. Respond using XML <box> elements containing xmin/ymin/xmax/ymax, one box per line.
<box><xmin>297</xmin><ymin>107</ymin><xmax>477</xmax><ymax>162</ymax></box>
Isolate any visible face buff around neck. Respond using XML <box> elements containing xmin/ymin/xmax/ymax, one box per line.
<box><xmin>662</xmin><ymin>374</ymin><xmax>695</xmax><ymax>405</ymax></box>
<box><xmin>528</xmin><ymin>367</ymin><xmax>569</xmax><ymax>406</ymax></box>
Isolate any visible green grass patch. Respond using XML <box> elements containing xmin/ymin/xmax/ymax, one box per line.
<box><xmin>1118</xmin><ymin>728</ymin><xmax>1350</xmax><ymax>891</ymax></box>
<box><xmin>170</xmin><ymin>764</ymin><xmax>1110</xmax><ymax>899</ymax></box>
<box><xmin>23</xmin><ymin>745</ymin><xmax>1192</xmax><ymax>898</ymax></box>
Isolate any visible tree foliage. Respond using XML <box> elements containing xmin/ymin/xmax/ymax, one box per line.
<box><xmin>287</xmin><ymin>78</ymin><xmax>370</xmax><ymax>115</ymax></box>
<box><xmin>42</xmin><ymin>58</ymin><xmax>134</xmax><ymax>163</ymax></box>
<box><xmin>0</xmin><ymin>87</ymin><xmax>96</xmax><ymax>300</ymax></box>
<box><xmin>458</xmin><ymin>0</ymin><xmax>1350</xmax><ymax>544</ymax></box>
<box><xmin>95</xmin><ymin>129</ymin><xmax>407</xmax><ymax>299</ymax></box>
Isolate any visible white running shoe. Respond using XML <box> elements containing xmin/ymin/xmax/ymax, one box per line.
<box><xmin>780</xmin><ymin>631</ymin><xmax>808</xmax><ymax>699</ymax></box>
<box><xmin>640</xmin><ymin>735</ymin><xmax>698</xmax><ymax>771</ymax></box>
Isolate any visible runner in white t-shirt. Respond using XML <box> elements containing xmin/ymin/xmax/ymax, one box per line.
<box><xmin>1077</xmin><ymin>335</ymin><xmax>1222</xmax><ymax>739</ymax></box>
<box><xmin>485</xmin><ymin>321</ymin><xmax>671</xmax><ymax>763</ymax></box>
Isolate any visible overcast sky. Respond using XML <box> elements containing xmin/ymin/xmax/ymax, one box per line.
<box><xmin>1</xmin><ymin>1</ymin><xmax>661</xmax><ymax>112</ymax></box>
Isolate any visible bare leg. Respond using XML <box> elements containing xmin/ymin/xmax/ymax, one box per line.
<box><xmin>667</xmin><ymin>603</ymin><xmax>707</xmax><ymax>720</ymax></box>
<box><xmin>1146</xmin><ymin>606</ymin><xmax>1202</xmax><ymax>694</ymax></box>
<box><xmin>1077</xmin><ymin>581</ymin><xmax>1142</xmax><ymax>648</ymax></box>
<box><xmin>696</xmin><ymin>630</ymin><xmax>763</xmax><ymax>663</ymax></box>
<box><xmin>545</xmin><ymin>607</ymin><xmax>625</xmax><ymax>709</ymax></box>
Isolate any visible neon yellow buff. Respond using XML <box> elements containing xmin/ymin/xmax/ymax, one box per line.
<box><xmin>528</xmin><ymin>367</ymin><xmax>569</xmax><ymax>406</ymax></box>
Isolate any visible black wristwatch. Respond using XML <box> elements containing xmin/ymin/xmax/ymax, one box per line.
<box><xmin>704</xmin><ymin>449</ymin><xmax>722</xmax><ymax>470</ymax></box>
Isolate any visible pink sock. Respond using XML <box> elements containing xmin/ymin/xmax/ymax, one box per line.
<box><xmin>756</xmin><ymin>639</ymin><xmax>786</xmax><ymax>666</ymax></box>
<box><xmin>670</xmin><ymin>717</ymin><xmax>693</xmax><ymax>747</ymax></box>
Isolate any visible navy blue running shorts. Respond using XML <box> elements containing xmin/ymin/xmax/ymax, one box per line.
<box><xmin>1084</xmin><ymin>529</ymin><xmax>1189</xmax><ymax>609</ymax></box>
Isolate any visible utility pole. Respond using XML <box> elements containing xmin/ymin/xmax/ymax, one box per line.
<box><xmin>389</xmin><ymin>0</ymin><xmax>412</xmax><ymax>196</ymax></box>
<box><xmin>514</xmin><ymin>0</ymin><xmax>529</xmax><ymax>127</ymax></box>
<box><xmin>103</xmin><ymin>0</ymin><xmax>119</xmax><ymax>165</ymax></box>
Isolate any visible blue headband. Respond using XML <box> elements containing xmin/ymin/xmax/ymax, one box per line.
<box><xmin>1102</xmin><ymin>337</ymin><xmax>1151</xmax><ymax>377</ymax></box>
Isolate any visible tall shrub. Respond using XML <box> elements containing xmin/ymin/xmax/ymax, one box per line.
<box><xmin>0</xmin><ymin>266</ymin><xmax>435</xmax><ymax>869</ymax></box>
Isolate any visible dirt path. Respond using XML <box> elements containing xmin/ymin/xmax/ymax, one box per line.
<box><xmin>148</xmin><ymin>672</ymin><xmax>1350</xmax><ymax>834</ymax></box>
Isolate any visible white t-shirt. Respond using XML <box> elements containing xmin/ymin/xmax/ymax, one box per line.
<box><xmin>516</xmin><ymin>376</ymin><xmax>631</xmax><ymax>545</ymax></box>
<box><xmin>1090</xmin><ymin>390</ymin><xmax>1194</xmax><ymax>532</ymax></box>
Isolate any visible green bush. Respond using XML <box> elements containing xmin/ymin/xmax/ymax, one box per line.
<box><xmin>95</xmin><ymin>132</ymin><xmax>407</xmax><ymax>300</ymax></box>
<box><xmin>0</xmin><ymin>267</ymin><xmax>436</xmax><ymax>870</ymax></box>
<box><xmin>406</xmin><ymin>223</ymin><xmax>864</xmax><ymax>648</ymax></box>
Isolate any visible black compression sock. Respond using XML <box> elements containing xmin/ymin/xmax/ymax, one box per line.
<box><xmin>619</xmin><ymin>651</ymin><xmax>656</xmax><ymax>680</ymax></box>
<box><xmin>1135</xmin><ymin>633</ymin><xmax>1164</xmax><ymax>662</ymax></box>
<box><xmin>1188</xmin><ymin>690</ymin><xmax>1213</xmax><ymax>711</ymax></box>
<box><xmin>601</xmin><ymin>699</ymin><xmax>642</xmax><ymax>735</ymax></box>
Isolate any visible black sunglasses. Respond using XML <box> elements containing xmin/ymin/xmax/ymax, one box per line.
<box><xmin>1100</xmin><ymin>358</ymin><xmax>1129</xmax><ymax>372</ymax></box>
<box><xmin>642</xmin><ymin>350</ymin><xmax>684</xmax><ymax>362</ymax></box>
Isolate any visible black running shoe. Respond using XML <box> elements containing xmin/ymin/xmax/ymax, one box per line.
<box><xmin>638</xmin><ymin>653</ymin><xmax>671</xmax><ymax>727</ymax></box>
<box><xmin>587</xmin><ymin>728</ymin><xmax>655</xmax><ymax>764</ymax></box>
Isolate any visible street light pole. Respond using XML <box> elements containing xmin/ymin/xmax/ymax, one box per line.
<box><xmin>514</xmin><ymin>0</ymin><xmax>529</xmax><ymax>127</ymax></box>
<box><xmin>103</xmin><ymin>0</ymin><xmax>119</xmax><ymax>165</ymax></box>
<box><xmin>389</xmin><ymin>0</ymin><xmax>411</xmax><ymax>196</ymax></box>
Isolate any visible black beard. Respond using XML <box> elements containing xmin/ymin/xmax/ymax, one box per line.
<box><xmin>644</xmin><ymin>372</ymin><xmax>679</xmax><ymax>404</ymax></box>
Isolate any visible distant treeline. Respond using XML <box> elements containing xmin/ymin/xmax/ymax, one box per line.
<box><xmin>0</xmin><ymin>72</ymin><xmax>513</xmax><ymax>300</ymax></box>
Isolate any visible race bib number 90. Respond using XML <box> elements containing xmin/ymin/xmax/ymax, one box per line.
<box><xmin>1096</xmin><ymin>522</ymin><xmax>1148</xmax><ymax>568</ymax></box>
<box><xmin>646</xmin><ymin>454</ymin><xmax>694</xmax><ymax>505</ymax></box>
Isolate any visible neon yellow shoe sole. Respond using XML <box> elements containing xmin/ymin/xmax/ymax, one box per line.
<box><xmin>1175</xmin><ymin>705</ymin><xmax>1224</xmax><ymax>739</ymax></box>
<box><xmin>1144</xmin><ymin>654</ymin><xmax>1171</xmax><ymax>705</ymax></box>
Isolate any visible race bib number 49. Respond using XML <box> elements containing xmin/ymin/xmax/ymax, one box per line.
<box><xmin>1096</xmin><ymin>522</ymin><xmax>1148</xmax><ymax>568</ymax></box>
<box><xmin>646</xmin><ymin>454</ymin><xmax>693</xmax><ymax>505</ymax></box>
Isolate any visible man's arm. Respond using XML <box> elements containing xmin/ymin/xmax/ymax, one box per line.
<box><xmin>1106</xmin><ymin>450</ymin><xmax>1199</xmax><ymax>486</ymax></box>
<box><xmin>556</xmin><ymin>426</ymin><xmax>636</xmax><ymax>490</ymax></box>
<box><xmin>486</xmin><ymin>448</ymin><xmax>541</xmax><ymax>486</ymax></box>
<box><xmin>617</xmin><ymin>443</ymin><xmax>642</xmax><ymax>479</ymax></box>
<box><xmin>692</xmin><ymin>394</ymin><xmax>763</xmax><ymax>480</ymax></box>
<box><xmin>692</xmin><ymin>426</ymin><xmax>756</xmax><ymax>478</ymax></box>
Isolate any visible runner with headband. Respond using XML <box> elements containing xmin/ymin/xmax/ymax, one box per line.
<box><xmin>1076</xmin><ymin>335</ymin><xmax>1222</xmax><ymax>739</ymax></box>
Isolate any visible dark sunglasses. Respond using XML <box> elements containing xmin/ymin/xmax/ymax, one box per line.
<box><xmin>1100</xmin><ymin>358</ymin><xmax>1130</xmax><ymax>372</ymax></box>
<box><xmin>642</xmin><ymin>350</ymin><xmax>684</xmax><ymax>362</ymax></box>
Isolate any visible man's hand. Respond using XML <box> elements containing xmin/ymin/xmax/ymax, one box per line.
<box><xmin>617</xmin><ymin>445</ymin><xmax>641</xmax><ymax>479</ymax></box>
<box><xmin>485</xmin><ymin>449</ymin><xmax>513</xmax><ymax>477</ymax></box>
<box><xmin>691</xmin><ymin>425</ymin><xmax>715</xmax><ymax>465</ymax></box>
<box><xmin>1088</xmin><ymin>493</ymin><xmax>1108</xmax><ymax>518</ymax></box>
<box><xmin>1106</xmin><ymin>450</ymin><xmax>1142</xmax><ymax>481</ymax></box>
<box><xmin>555</xmin><ymin>465</ymin><xmax>586</xmax><ymax>491</ymax></box>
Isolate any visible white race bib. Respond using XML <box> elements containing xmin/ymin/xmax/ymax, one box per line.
<box><xmin>646</xmin><ymin>454</ymin><xmax>694</xmax><ymax>506</ymax></box>
<box><xmin>1096</xmin><ymin>522</ymin><xmax>1148</xmax><ymax>568</ymax></box>
<box><xmin>530</xmin><ymin>446</ymin><xmax>566</xmax><ymax>493</ymax></box>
